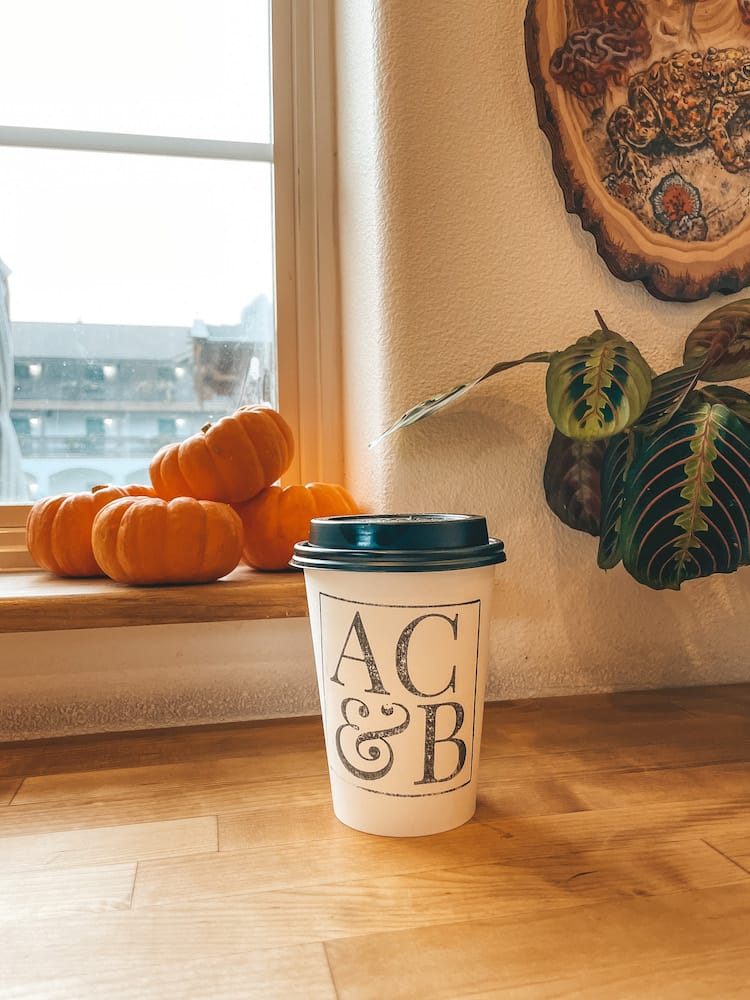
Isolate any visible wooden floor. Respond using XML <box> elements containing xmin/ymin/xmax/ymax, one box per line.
<box><xmin>1</xmin><ymin>684</ymin><xmax>750</xmax><ymax>999</ymax></box>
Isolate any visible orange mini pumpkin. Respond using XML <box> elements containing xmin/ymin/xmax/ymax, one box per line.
<box><xmin>234</xmin><ymin>482</ymin><xmax>360</xmax><ymax>571</ymax></box>
<box><xmin>149</xmin><ymin>405</ymin><xmax>295</xmax><ymax>504</ymax></box>
<box><xmin>91</xmin><ymin>496</ymin><xmax>243</xmax><ymax>585</ymax></box>
<box><xmin>26</xmin><ymin>484</ymin><xmax>156</xmax><ymax>577</ymax></box>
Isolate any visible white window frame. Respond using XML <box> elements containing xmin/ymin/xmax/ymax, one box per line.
<box><xmin>0</xmin><ymin>0</ymin><xmax>340</xmax><ymax>570</ymax></box>
<box><xmin>274</xmin><ymin>0</ymin><xmax>341</xmax><ymax>488</ymax></box>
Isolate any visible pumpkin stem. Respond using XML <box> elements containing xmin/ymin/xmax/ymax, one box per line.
<box><xmin>201</xmin><ymin>423</ymin><xmax>212</xmax><ymax>433</ymax></box>
<box><xmin>91</xmin><ymin>484</ymin><xmax>110</xmax><ymax>493</ymax></box>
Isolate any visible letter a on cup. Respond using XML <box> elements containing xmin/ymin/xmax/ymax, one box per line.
<box><xmin>329</xmin><ymin>611</ymin><xmax>390</xmax><ymax>695</ymax></box>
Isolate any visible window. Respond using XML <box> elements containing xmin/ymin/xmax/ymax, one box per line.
<box><xmin>11</xmin><ymin>416</ymin><xmax>30</xmax><ymax>437</ymax></box>
<box><xmin>0</xmin><ymin>0</ymin><xmax>340</xmax><ymax>572</ymax></box>
<box><xmin>157</xmin><ymin>418</ymin><xmax>178</xmax><ymax>439</ymax></box>
<box><xmin>0</xmin><ymin>0</ymin><xmax>274</xmax><ymax>504</ymax></box>
<box><xmin>0</xmin><ymin>0</ymin><xmax>343</xmax><ymax>586</ymax></box>
<box><xmin>85</xmin><ymin>418</ymin><xmax>106</xmax><ymax>437</ymax></box>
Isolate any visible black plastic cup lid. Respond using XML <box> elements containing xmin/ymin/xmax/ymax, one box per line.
<box><xmin>290</xmin><ymin>514</ymin><xmax>506</xmax><ymax>572</ymax></box>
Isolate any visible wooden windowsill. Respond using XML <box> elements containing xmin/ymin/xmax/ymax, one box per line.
<box><xmin>0</xmin><ymin>566</ymin><xmax>309</xmax><ymax>633</ymax></box>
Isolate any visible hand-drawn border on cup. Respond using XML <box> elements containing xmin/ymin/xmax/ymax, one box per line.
<box><xmin>318</xmin><ymin>592</ymin><xmax>484</xmax><ymax>798</ymax></box>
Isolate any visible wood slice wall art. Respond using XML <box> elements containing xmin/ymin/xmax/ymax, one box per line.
<box><xmin>525</xmin><ymin>0</ymin><xmax>750</xmax><ymax>301</ymax></box>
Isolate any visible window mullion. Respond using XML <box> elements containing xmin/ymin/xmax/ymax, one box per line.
<box><xmin>0</xmin><ymin>125</ymin><xmax>273</xmax><ymax>163</ymax></box>
<box><xmin>273</xmin><ymin>0</ymin><xmax>342</xmax><ymax>486</ymax></box>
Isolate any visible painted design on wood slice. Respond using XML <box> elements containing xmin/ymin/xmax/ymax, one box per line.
<box><xmin>526</xmin><ymin>0</ymin><xmax>750</xmax><ymax>300</ymax></box>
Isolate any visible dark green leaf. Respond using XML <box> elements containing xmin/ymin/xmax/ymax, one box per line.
<box><xmin>633</xmin><ymin>299</ymin><xmax>750</xmax><ymax>434</ymax></box>
<box><xmin>597</xmin><ymin>432</ymin><xmax>631</xmax><ymax>570</ymax></box>
<box><xmin>369</xmin><ymin>352</ymin><xmax>552</xmax><ymax>447</ymax></box>
<box><xmin>635</xmin><ymin>359</ymin><xmax>704</xmax><ymax>433</ymax></box>
<box><xmin>698</xmin><ymin>384</ymin><xmax>750</xmax><ymax>425</ymax></box>
<box><xmin>545</xmin><ymin>328</ymin><xmax>652</xmax><ymax>441</ymax></box>
<box><xmin>543</xmin><ymin>428</ymin><xmax>606</xmax><ymax>536</ymax></box>
<box><xmin>620</xmin><ymin>397</ymin><xmax>750</xmax><ymax>590</ymax></box>
<box><xmin>683</xmin><ymin>298</ymin><xmax>750</xmax><ymax>382</ymax></box>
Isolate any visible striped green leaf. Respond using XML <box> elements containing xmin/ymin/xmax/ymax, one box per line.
<box><xmin>546</xmin><ymin>328</ymin><xmax>652</xmax><ymax>441</ymax></box>
<box><xmin>639</xmin><ymin>300</ymin><xmax>750</xmax><ymax>436</ymax></box>
<box><xmin>543</xmin><ymin>429</ymin><xmax>606</xmax><ymax>536</ymax></box>
<box><xmin>369</xmin><ymin>352</ymin><xmax>551</xmax><ymax>447</ymax></box>
<box><xmin>620</xmin><ymin>394</ymin><xmax>750</xmax><ymax>590</ymax></box>
<box><xmin>699</xmin><ymin>384</ymin><xmax>750</xmax><ymax>425</ymax></box>
<box><xmin>683</xmin><ymin>298</ymin><xmax>750</xmax><ymax>382</ymax></box>
<box><xmin>597</xmin><ymin>432</ymin><xmax>631</xmax><ymax>570</ymax></box>
<box><xmin>635</xmin><ymin>360</ymin><xmax>704</xmax><ymax>433</ymax></box>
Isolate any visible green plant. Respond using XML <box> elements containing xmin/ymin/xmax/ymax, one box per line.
<box><xmin>372</xmin><ymin>300</ymin><xmax>750</xmax><ymax>591</ymax></box>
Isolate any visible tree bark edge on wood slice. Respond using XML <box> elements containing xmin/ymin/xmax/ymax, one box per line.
<box><xmin>525</xmin><ymin>0</ymin><xmax>750</xmax><ymax>302</ymax></box>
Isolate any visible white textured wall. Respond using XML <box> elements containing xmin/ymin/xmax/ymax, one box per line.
<box><xmin>336</xmin><ymin>2</ymin><xmax>750</xmax><ymax>699</ymax></box>
<box><xmin>0</xmin><ymin>618</ymin><xmax>319</xmax><ymax>741</ymax></box>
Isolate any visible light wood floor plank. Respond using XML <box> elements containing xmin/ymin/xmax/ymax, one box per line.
<box><xmin>219</xmin><ymin>801</ymin><xmax>351</xmax><ymax>851</ymax></box>
<box><xmin>0</xmin><ymin>772</ymin><xmax>332</xmax><ymax>838</ymax></box>
<box><xmin>702</xmin><ymin>831</ymin><xmax>750</xmax><ymax>874</ymax></box>
<box><xmin>478</xmin><ymin>729</ymin><xmax>750</xmax><ymax>782</ymax></box>
<box><xmin>132</xmin><ymin>823</ymin><xmax>510</xmax><ymax>906</ymax></box>
<box><xmin>476</xmin><ymin>760</ymin><xmax>750</xmax><ymax>817</ymax></box>
<box><xmin>0</xmin><ymin>862</ymin><xmax>136</xmax><ymax>921</ymax></box>
<box><xmin>10</xmin><ymin>748</ymin><xmax>328</xmax><ymax>808</ymax></box>
<box><xmin>443</xmin><ymin>947</ymin><xmax>750</xmax><ymax>999</ymax></box>
<box><xmin>0</xmin><ymin>815</ymin><xmax>217</xmax><ymax>871</ymax></box>
<box><xmin>477</xmin><ymin>797</ymin><xmax>750</xmax><ymax>857</ymax></box>
<box><xmin>324</xmin><ymin>882</ymin><xmax>750</xmax><ymax>999</ymax></box>
<box><xmin>0</xmin><ymin>941</ymin><xmax>335</xmax><ymax>1000</ymax></box>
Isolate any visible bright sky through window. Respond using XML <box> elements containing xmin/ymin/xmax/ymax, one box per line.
<box><xmin>0</xmin><ymin>0</ymin><xmax>273</xmax><ymax>326</ymax></box>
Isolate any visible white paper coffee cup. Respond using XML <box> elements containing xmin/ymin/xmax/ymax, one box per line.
<box><xmin>291</xmin><ymin>514</ymin><xmax>506</xmax><ymax>837</ymax></box>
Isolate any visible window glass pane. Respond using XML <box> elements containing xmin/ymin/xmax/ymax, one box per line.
<box><xmin>1</xmin><ymin>147</ymin><xmax>276</xmax><ymax>501</ymax></box>
<box><xmin>0</xmin><ymin>0</ymin><xmax>271</xmax><ymax>143</ymax></box>
<box><xmin>1</xmin><ymin>148</ymin><xmax>274</xmax><ymax>325</ymax></box>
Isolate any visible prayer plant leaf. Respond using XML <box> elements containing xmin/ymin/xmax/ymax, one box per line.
<box><xmin>640</xmin><ymin>301</ymin><xmax>750</xmax><ymax>434</ymax></box>
<box><xmin>546</xmin><ymin>328</ymin><xmax>652</xmax><ymax>442</ymax></box>
<box><xmin>634</xmin><ymin>359</ymin><xmax>705</xmax><ymax>433</ymax></box>
<box><xmin>698</xmin><ymin>384</ymin><xmax>750</xmax><ymax>425</ymax></box>
<box><xmin>619</xmin><ymin>393</ymin><xmax>750</xmax><ymax>591</ymax></box>
<box><xmin>369</xmin><ymin>352</ymin><xmax>552</xmax><ymax>447</ymax></box>
<box><xmin>683</xmin><ymin>298</ymin><xmax>750</xmax><ymax>382</ymax></box>
<box><xmin>597</xmin><ymin>431</ymin><xmax>630</xmax><ymax>570</ymax></box>
<box><xmin>543</xmin><ymin>428</ymin><xmax>606</xmax><ymax>537</ymax></box>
